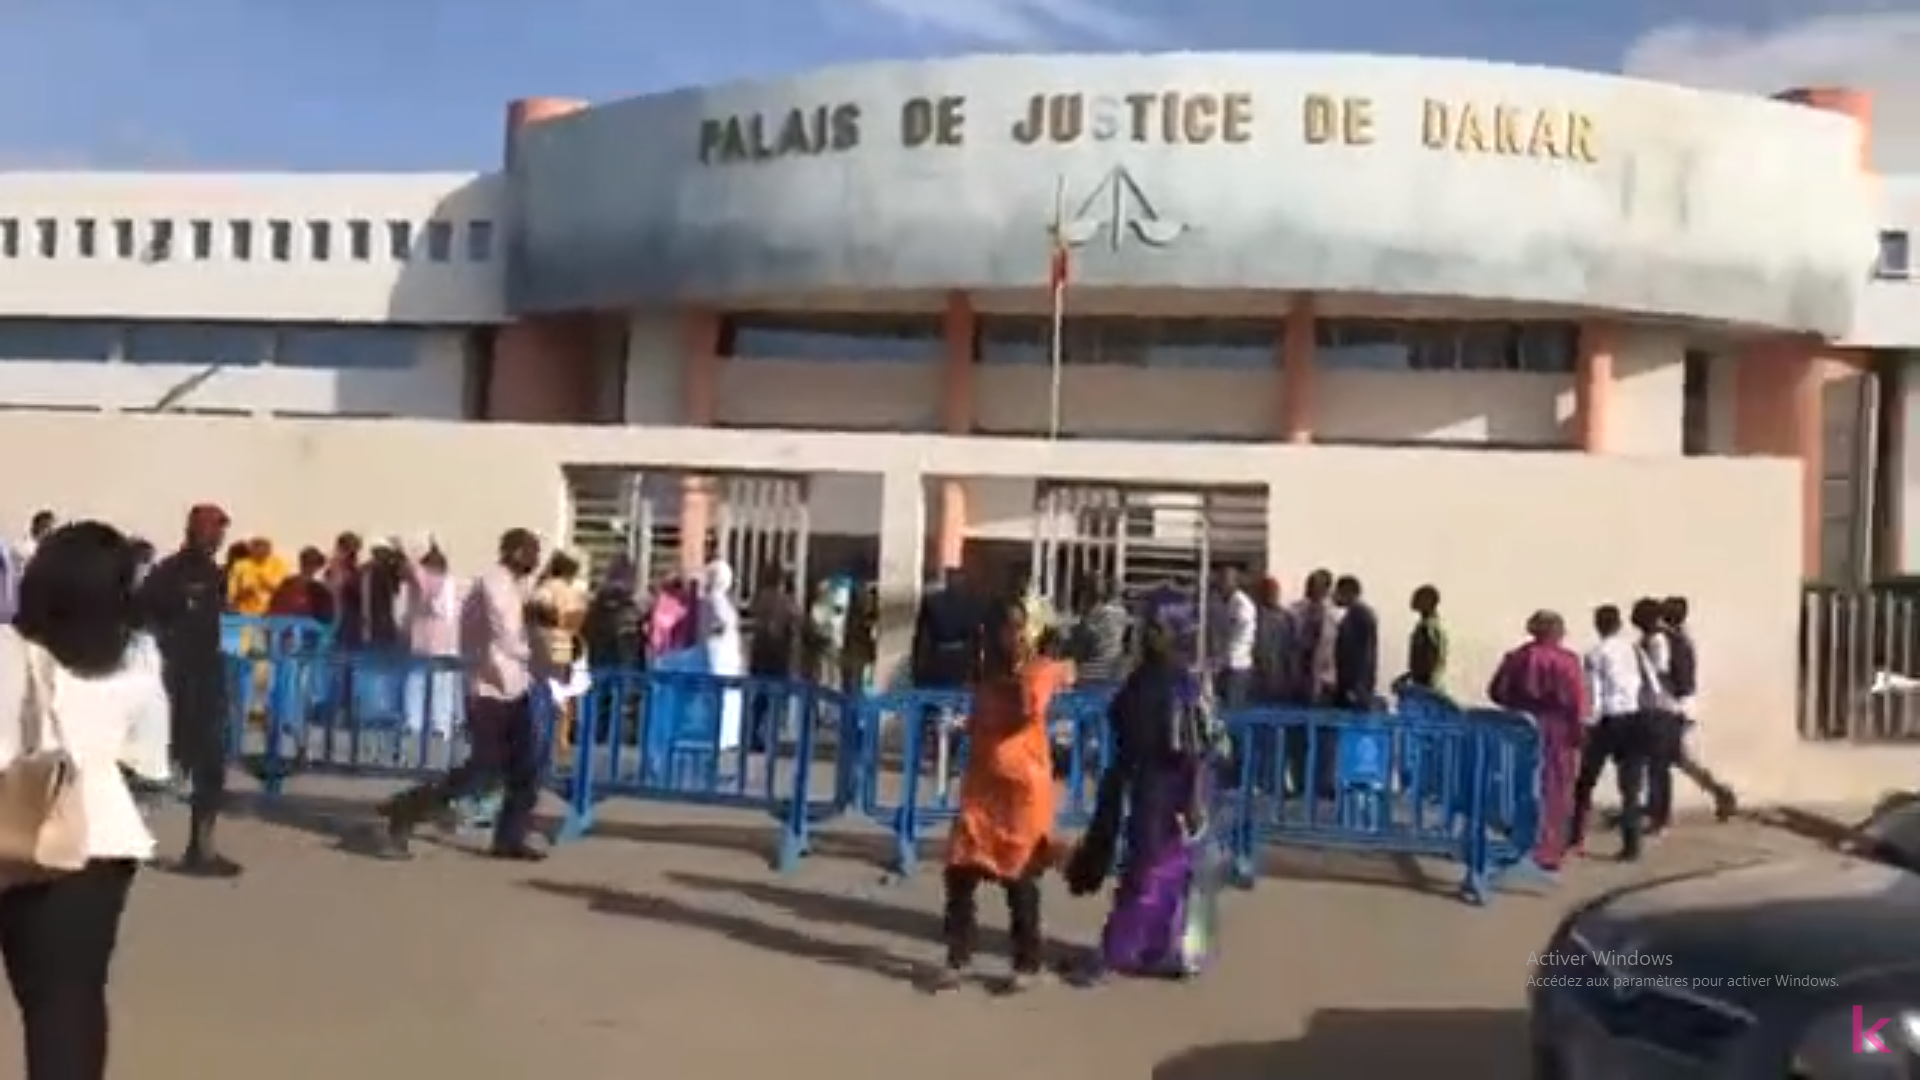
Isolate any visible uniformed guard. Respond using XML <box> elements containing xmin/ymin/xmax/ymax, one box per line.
<box><xmin>139</xmin><ymin>503</ymin><xmax>242</xmax><ymax>878</ymax></box>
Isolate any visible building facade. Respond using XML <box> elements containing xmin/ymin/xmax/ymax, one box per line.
<box><xmin>0</xmin><ymin>55</ymin><xmax>1898</xmax><ymax>564</ymax></box>
<box><xmin>7</xmin><ymin>51</ymin><xmax>1917</xmax><ymax>802</ymax></box>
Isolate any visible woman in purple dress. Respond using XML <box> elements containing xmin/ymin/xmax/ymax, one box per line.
<box><xmin>1067</xmin><ymin>618</ymin><xmax>1216</xmax><ymax>978</ymax></box>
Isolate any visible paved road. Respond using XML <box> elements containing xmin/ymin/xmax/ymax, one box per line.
<box><xmin>0</xmin><ymin>780</ymin><xmax>1835</xmax><ymax>1080</ymax></box>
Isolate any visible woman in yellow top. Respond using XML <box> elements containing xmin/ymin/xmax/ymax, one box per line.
<box><xmin>935</xmin><ymin>598</ymin><xmax>1070</xmax><ymax>993</ymax></box>
<box><xmin>226</xmin><ymin>538</ymin><xmax>288</xmax><ymax>617</ymax></box>
<box><xmin>533</xmin><ymin>550</ymin><xmax>590</xmax><ymax>755</ymax></box>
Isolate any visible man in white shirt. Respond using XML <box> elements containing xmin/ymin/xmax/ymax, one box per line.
<box><xmin>1570</xmin><ymin>604</ymin><xmax>1657</xmax><ymax>862</ymax></box>
<box><xmin>379</xmin><ymin>527</ymin><xmax>547</xmax><ymax>861</ymax></box>
<box><xmin>1208</xmin><ymin>565</ymin><xmax>1257</xmax><ymax>712</ymax></box>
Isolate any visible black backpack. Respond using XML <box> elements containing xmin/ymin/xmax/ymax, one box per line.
<box><xmin>1667</xmin><ymin>631</ymin><xmax>1698</xmax><ymax>699</ymax></box>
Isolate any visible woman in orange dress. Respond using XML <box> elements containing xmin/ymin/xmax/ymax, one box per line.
<box><xmin>936</xmin><ymin>599</ymin><xmax>1069</xmax><ymax>993</ymax></box>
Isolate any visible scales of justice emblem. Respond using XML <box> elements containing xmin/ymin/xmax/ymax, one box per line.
<box><xmin>1049</xmin><ymin>165</ymin><xmax>1190</xmax><ymax>251</ymax></box>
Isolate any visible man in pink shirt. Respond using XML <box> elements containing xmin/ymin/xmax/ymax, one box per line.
<box><xmin>378</xmin><ymin>528</ymin><xmax>547</xmax><ymax>860</ymax></box>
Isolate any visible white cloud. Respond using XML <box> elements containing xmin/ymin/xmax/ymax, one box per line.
<box><xmin>1622</xmin><ymin>8</ymin><xmax>1920</xmax><ymax>171</ymax></box>
<box><xmin>844</xmin><ymin>0</ymin><xmax>1154</xmax><ymax>47</ymax></box>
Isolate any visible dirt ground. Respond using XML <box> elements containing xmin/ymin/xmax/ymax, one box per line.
<box><xmin>0</xmin><ymin>778</ymin><xmax>1839</xmax><ymax>1080</ymax></box>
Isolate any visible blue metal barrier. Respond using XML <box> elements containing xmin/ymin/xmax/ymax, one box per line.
<box><xmin>554</xmin><ymin>666</ymin><xmax>846</xmax><ymax>872</ymax></box>
<box><xmin>225</xmin><ymin>651</ymin><xmax>473</xmax><ymax>795</ymax></box>
<box><xmin>1220</xmin><ymin>703</ymin><xmax>1543</xmax><ymax>904</ymax></box>
<box><xmin>220</xmin><ymin>647</ymin><xmax>1544</xmax><ymax>903</ymax></box>
<box><xmin>855</xmin><ymin>686</ymin><xmax>1114</xmax><ymax>877</ymax></box>
<box><xmin>221</xmin><ymin>615</ymin><xmax>334</xmax><ymax>658</ymax></box>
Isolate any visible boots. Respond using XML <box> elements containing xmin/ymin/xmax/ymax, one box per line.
<box><xmin>177</xmin><ymin>808</ymin><xmax>243</xmax><ymax>879</ymax></box>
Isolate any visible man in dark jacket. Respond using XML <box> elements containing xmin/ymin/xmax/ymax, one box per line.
<box><xmin>139</xmin><ymin>503</ymin><xmax>242</xmax><ymax>878</ymax></box>
<box><xmin>1332</xmin><ymin>575</ymin><xmax>1380</xmax><ymax>709</ymax></box>
<box><xmin>1656</xmin><ymin>595</ymin><xmax>1738</xmax><ymax>824</ymax></box>
<box><xmin>912</xmin><ymin>568</ymin><xmax>983</xmax><ymax>689</ymax></box>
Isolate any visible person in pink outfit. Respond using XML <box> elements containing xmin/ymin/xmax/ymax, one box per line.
<box><xmin>1487</xmin><ymin>610</ymin><xmax>1587</xmax><ymax>871</ymax></box>
<box><xmin>647</xmin><ymin>574</ymin><xmax>693</xmax><ymax>662</ymax></box>
<box><xmin>404</xmin><ymin>542</ymin><xmax>461</xmax><ymax>739</ymax></box>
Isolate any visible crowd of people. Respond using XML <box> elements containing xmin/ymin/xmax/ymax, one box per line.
<box><xmin>0</xmin><ymin>501</ymin><xmax>1755</xmax><ymax>1073</ymax></box>
<box><xmin>0</xmin><ymin>506</ymin><xmax>646</xmax><ymax>1080</ymax></box>
<box><xmin>1489</xmin><ymin>596</ymin><xmax>1740</xmax><ymax>872</ymax></box>
<box><xmin>913</xmin><ymin>566</ymin><xmax>1747</xmax><ymax>989</ymax></box>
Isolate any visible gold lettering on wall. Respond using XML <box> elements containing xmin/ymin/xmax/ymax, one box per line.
<box><xmin>1008</xmin><ymin>91</ymin><xmax>1255</xmax><ymax>146</ymax></box>
<box><xmin>692</xmin><ymin>89</ymin><xmax>1608</xmax><ymax>167</ymax></box>
<box><xmin>1420</xmin><ymin>99</ymin><xmax>1598</xmax><ymax>163</ymax></box>
<box><xmin>698</xmin><ymin>104</ymin><xmax>863</xmax><ymax>164</ymax></box>
<box><xmin>1301</xmin><ymin>94</ymin><xmax>1375</xmax><ymax>145</ymax></box>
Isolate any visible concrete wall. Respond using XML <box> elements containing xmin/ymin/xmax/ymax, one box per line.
<box><xmin>1849</xmin><ymin>175</ymin><xmax>1920</xmax><ymax>347</ymax></box>
<box><xmin>0</xmin><ymin>412</ymin><xmax>1804</xmax><ymax>804</ymax></box>
<box><xmin>514</xmin><ymin>53</ymin><xmax>1874</xmax><ymax>334</ymax></box>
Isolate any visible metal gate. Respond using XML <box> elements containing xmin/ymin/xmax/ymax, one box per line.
<box><xmin>563</xmin><ymin>467</ymin><xmax>676</xmax><ymax>584</ymax></box>
<box><xmin>1030</xmin><ymin>482</ymin><xmax>1266</xmax><ymax>632</ymax></box>
<box><xmin>711</xmin><ymin>475</ymin><xmax>811</xmax><ymax>612</ymax></box>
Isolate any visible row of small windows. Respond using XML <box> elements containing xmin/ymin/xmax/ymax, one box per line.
<box><xmin>0</xmin><ymin>217</ymin><xmax>495</xmax><ymax>265</ymax></box>
<box><xmin>719</xmin><ymin>314</ymin><xmax>1579</xmax><ymax>373</ymax></box>
<box><xmin>1879</xmin><ymin>230</ymin><xmax>1911</xmax><ymax>280</ymax></box>
<box><xmin>0</xmin><ymin>319</ymin><xmax>425</xmax><ymax>369</ymax></box>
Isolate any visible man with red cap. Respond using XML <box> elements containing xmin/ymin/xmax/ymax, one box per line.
<box><xmin>138</xmin><ymin>503</ymin><xmax>243</xmax><ymax>877</ymax></box>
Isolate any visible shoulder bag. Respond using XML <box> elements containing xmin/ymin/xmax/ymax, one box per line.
<box><xmin>1633</xmin><ymin>642</ymin><xmax>1678</xmax><ymax>716</ymax></box>
<box><xmin>0</xmin><ymin>628</ymin><xmax>87</xmax><ymax>883</ymax></box>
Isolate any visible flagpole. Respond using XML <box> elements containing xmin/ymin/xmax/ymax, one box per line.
<box><xmin>1047</xmin><ymin>174</ymin><xmax>1067</xmax><ymax>441</ymax></box>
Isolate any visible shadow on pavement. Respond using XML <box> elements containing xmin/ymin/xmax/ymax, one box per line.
<box><xmin>1250</xmin><ymin>846</ymin><xmax>1467</xmax><ymax>899</ymax></box>
<box><xmin>581</xmin><ymin>818</ymin><xmax>890</xmax><ymax>869</ymax></box>
<box><xmin>224</xmin><ymin>787</ymin><xmax>566</xmax><ymax>861</ymax></box>
<box><xmin>520</xmin><ymin>878</ymin><xmax>933</xmax><ymax>987</ymax></box>
<box><xmin>665</xmin><ymin>869</ymin><xmax>1078</xmax><ymax>961</ymax></box>
<box><xmin>1153</xmin><ymin>1008</ymin><xmax>1529</xmax><ymax>1079</ymax></box>
<box><xmin>227</xmin><ymin>789</ymin><xmax>387</xmax><ymax>854</ymax></box>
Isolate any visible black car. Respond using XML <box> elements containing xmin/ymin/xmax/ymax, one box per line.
<box><xmin>1531</xmin><ymin>802</ymin><xmax>1920</xmax><ymax>1078</ymax></box>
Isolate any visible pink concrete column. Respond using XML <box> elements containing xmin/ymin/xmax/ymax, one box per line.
<box><xmin>934</xmin><ymin>292</ymin><xmax>975</xmax><ymax>569</ymax></box>
<box><xmin>679</xmin><ymin>309</ymin><xmax>720</xmax><ymax>573</ymax></box>
<box><xmin>1277</xmin><ymin>296</ymin><xmax>1315</xmax><ymax>443</ymax></box>
<box><xmin>1573</xmin><ymin>320</ymin><xmax>1615</xmax><ymax>452</ymax></box>
<box><xmin>486</xmin><ymin>316</ymin><xmax>600</xmax><ymax>421</ymax></box>
<box><xmin>1762</xmin><ymin>85</ymin><xmax>1873</xmax><ymax>573</ymax></box>
<box><xmin>504</xmin><ymin>97</ymin><xmax>588</xmax><ymax>166</ymax></box>
<box><xmin>487</xmin><ymin>97</ymin><xmax>596</xmax><ymax>423</ymax></box>
<box><xmin>1734</xmin><ymin>338</ymin><xmax>1824</xmax><ymax>575</ymax></box>
<box><xmin>1773</xmin><ymin>86</ymin><xmax>1873</xmax><ymax>168</ymax></box>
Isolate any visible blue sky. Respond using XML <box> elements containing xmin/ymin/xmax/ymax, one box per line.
<box><xmin>0</xmin><ymin>0</ymin><xmax>1911</xmax><ymax>170</ymax></box>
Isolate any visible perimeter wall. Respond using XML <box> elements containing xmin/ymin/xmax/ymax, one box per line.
<box><xmin>4</xmin><ymin>413</ymin><xmax>1837</xmax><ymax>804</ymax></box>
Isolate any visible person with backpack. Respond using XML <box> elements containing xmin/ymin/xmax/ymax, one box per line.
<box><xmin>1629</xmin><ymin>597</ymin><xmax>1684</xmax><ymax>841</ymax></box>
<box><xmin>1657</xmin><ymin>595</ymin><xmax>1738</xmax><ymax>824</ymax></box>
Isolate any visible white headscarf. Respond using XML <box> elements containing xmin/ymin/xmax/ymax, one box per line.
<box><xmin>700</xmin><ymin>559</ymin><xmax>739</xmax><ymax>639</ymax></box>
<box><xmin>703</xmin><ymin>559</ymin><xmax>734</xmax><ymax>598</ymax></box>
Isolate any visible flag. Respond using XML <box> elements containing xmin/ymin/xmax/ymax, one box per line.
<box><xmin>1046</xmin><ymin>176</ymin><xmax>1069</xmax><ymax>439</ymax></box>
<box><xmin>1048</xmin><ymin>176</ymin><xmax>1071</xmax><ymax>298</ymax></box>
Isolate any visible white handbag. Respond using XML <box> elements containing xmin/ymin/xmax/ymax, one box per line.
<box><xmin>0</xmin><ymin>628</ymin><xmax>87</xmax><ymax>884</ymax></box>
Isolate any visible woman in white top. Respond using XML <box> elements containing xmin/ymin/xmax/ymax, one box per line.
<box><xmin>700</xmin><ymin>558</ymin><xmax>745</xmax><ymax>751</ymax></box>
<box><xmin>0</xmin><ymin>520</ymin><xmax>170</xmax><ymax>1080</ymax></box>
